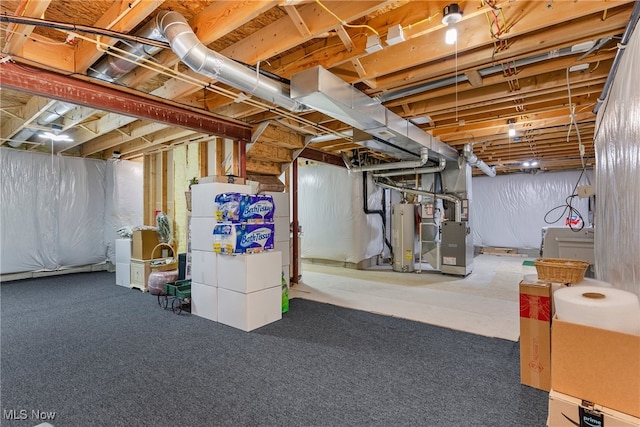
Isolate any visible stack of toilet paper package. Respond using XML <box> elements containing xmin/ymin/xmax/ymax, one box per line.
<box><xmin>212</xmin><ymin>192</ymin><xmax>276</xmax><ymax>254</ymax></box>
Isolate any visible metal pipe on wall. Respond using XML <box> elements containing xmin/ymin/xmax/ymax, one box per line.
<box><xmin>372</xmin><ymin>158</ymin><xmax>446</xmax><ymax>178</ymax></box>
<box><xmin>374</xmin><ymin>179</ymin><xmax>462</xmax><ymax>222</ymax></box>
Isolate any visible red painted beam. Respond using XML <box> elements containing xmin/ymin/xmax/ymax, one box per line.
<box><xmin>0</xmin><ymin>62</ymin><xmax>251</xmax><ymax>142</ymax></box>
<box><xmin>298</xmin><ymin>147</ymin><xmax>346</xmax><ymax>168</ymax></box>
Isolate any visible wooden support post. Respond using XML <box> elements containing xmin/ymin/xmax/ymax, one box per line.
<box><xmin>232</xmin><ymin>140</ymin><xmax>239</xmax><ymax>177</ymax></box>
<box><xmin>161</xmin><ymin>151</ymin><xmax>168</xmax><ymax>215</ymax></box>
<box><xmin>199</xmin><ymin>141</ymin><xmax>208</xmax><ymax>178</ymax></box>
<box><xmin>238</xmin><ymin>140</ymin><xmax>247</xmax><ymax>179</ymax></box>
<box><xmin>144</xmin><ymin>154</ymin><xmax>157</xmax><ymax>225</ymax></box>
<box><xmin>292</xmin><ymin>158</ymin><xmax>299</xmax><ymax>285</ymax></box>
<box><xmin>216</xmin><ymin>138</ymin><xmax>224</xmax><ymax>176</ymax></box>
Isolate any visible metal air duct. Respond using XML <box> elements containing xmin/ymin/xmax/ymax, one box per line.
<box><xmin>372</xmin><ymin>157</ymin><xmax>447</xmax><ymax>178</ymax></box>
<box><xmin>155</xmin><ymin>11</ymin><xmax>307</xmax><ymax>113</ymax></box>
<box><xmin>7</xmin><ymin>102</ymin><xmax>75</xmax><ymax>147</ymax></box>
<box><xmin>87</xmin><ymin>15</ymin><xmax>167</xmax><ymax>82</ymax></box>
<box><xmin>463</xmin><ymin>144</ymin><xmax>496</xmax><ymax>177</ymax></box>
<box><xmin>290</xmin><ymin>66</ymin><xmax>459</xmax><ymax>162</ymax></box>
<box><xmin>342</xmin><ymin>147</ymin><xmax>430</xmax><ymax>172</ymax></box>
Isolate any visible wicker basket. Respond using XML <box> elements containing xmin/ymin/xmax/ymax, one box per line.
<box><xmin>149</xmin><ymin>243</ymin><xmax>178</xmax><ymax>272</ymax></box>
<box><xmin>534</xmin><ymin>258</ymin><xmax>590</xmax><ymax>284</ymax></box>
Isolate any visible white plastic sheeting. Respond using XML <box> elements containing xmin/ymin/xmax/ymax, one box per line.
<box><xmin>298</xmin><ymin>162</ymin><xmax>383</xmax><ymax>263</ymax></box>
<box><xmin>0</xmin><ymin>148</ymin><xmax>143</xmax><ymax>274</ymax></box>
<box><xmin>104</xmin><ymin>159</ymin><xmax>144</xmax><ymax>264</ymax></box>
<box><xmin>471</xmin><ymin>171</ymin><xmax>590</xmax><ymax>249</ymax></box>
<box><xmin>594</xmin><ymin>22</ymin><xmax>640</xmax><ymax>297</ymax></box>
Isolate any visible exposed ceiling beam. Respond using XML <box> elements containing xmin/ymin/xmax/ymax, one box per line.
<box><xmin>0</xmin><ymin>62</ymin><xmax>252</xmax><ymax>143</ymax></box>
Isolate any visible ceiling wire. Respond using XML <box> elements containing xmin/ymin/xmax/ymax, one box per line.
<box><xmin>315</xmin><ymin>0</ymin><xmax>379</xmax><ymax>35</ymax></box>
<box><xmin>65</xmin><ymin>31</ymin><xmax>351</xmax><ymax>146</ymax></box>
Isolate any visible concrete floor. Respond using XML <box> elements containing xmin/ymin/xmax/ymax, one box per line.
<box><xmin>290</xmin><ymin>254</ymin><xmax>538</xmax><ymax>341</ymax></box>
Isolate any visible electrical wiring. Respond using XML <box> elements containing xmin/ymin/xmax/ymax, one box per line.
<box><xmin>0</xmin><ymin>26</ymin><xmax>69</xmax><ymax>45</ymax></box>
<box><xmin>543</xmin><ymin>168</ymin><xmax>587</xmax><ymax>232</ymax></box>
<box><xmin>565</xmin><ymin>67</ymin><xmax>589</xmax><ymax>175</ymax></box>
<box><xmin>0</xmin><ymin>14</ymin><xmax>171</xmax><ymax>49</ymax></box>
<box><xmin>315</xmin><ymin>0</ymin><xmax>378</xmax><ymax>35</ymax></box>
<box><xmin>402</xmin><ymin>11</ymin><xmax>440</xmax><ymax>31</ymax></box>
<box><xmin>36</xmin><ymin>30</ymin><xmax>351</xmax><ymax>150</ymax></box>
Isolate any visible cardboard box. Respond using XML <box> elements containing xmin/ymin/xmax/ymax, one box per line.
<box><xmin>191</xmin><ymin>282</ymin><xmax>218</xmax><ymax>322</ymax></box>
<box><xmin>217</xmin><ymin>251</ymin><xmax>281</xmax><ymax>293</ymax></box>
<box><xmin>198</xmin><ymin>175</ymin><xmax>246</xmax><ymax>185</ymax></box>
<box><xmin>551</xmin><ymin>316</ymin><xmax>640</xmax><ymax>418</ymax></box>
<box><xmin>190</xmin><ymin>217</ymin><xmax>218</xmax><ymax>252</ymax></box>
<box><xmin>519</xmin><ymin>280</ymin><xmax>552</xmax><ymax>391</ymax></box>
<box><xmin>190</xmin><ymin>250</ymin><xmax>217</xmax><ymax>287</ymax></box>
<box><xmin>217</xmin><ymin>286</ymin><xmax>282</xmax><ymax>332</ymax></box>
<box><xmin>132</xmin><ymin>230</ymin><xmax>158</xmax><ymax>260</ymax></box>
<box><xmin>191</xmin><ymin>183</ymin><xmax>251</xmax><ymax>218</ymax></box>
<box><xmin>547</xmin><ymin>389</ymin><xmax>640</xmax><ymax>427</ymax></box>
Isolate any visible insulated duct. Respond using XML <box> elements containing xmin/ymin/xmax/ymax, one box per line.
<box><xmin>463</xmin><ymin>144</ymin><xmax>496</xmax><ymax>177</ymax></box>
<box><xmin>374</xmin><ymin>178</ymin><xmax>463</xmax><ymax>222</ymax></box>
<box><xmin>156</xmin><ymin>11</ymin><xmax>307</xmax><ymax>113</ymax></box>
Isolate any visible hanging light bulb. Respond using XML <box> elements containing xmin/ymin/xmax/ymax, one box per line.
<box><xmin>445</xmin><ymin>28</ymin><xmax>457</xmax><ymax>45</ymax></box>
<box><xmin>442</xmin><ymin>4</ymin><xmax>462</xmax><ymax>45</ymax></box>
<box><xmin>507</xmin><ymin>120</ymin><xmax>516</xmax><ymax>137</ymax></box>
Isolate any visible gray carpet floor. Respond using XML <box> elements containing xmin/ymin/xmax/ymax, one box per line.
<box><xmin>1</xmin><ymin>271</ymin><xmax>549</xmax><ymax>426</ymax></box>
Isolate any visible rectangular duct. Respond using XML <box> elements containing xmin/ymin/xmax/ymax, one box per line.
<box><xmin>290</xmin><ymin>66</ymin><xmax>458</xmax><ymax>161</ymax></box>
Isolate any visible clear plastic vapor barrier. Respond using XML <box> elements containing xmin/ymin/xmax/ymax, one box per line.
<box><xmin>594</xmin><ymin>22</ymin><xmax>640</xmax><ymax>298</ymax></box>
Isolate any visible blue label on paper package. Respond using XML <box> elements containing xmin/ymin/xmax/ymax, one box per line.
<box><xmin>240</xmin><ymin>194</ymin><xmax>275</xmax><ymax>223</ymax></box>
<box><xmin>238</xmin><ymin>223</ymin><xmax>274</xmax><ymax>253</ymax></box>
<box><xmin>212</xmin><ymin>223</ymin><xmax>274</xmax><ymax>254</ymax></box>
<box><xmin>214</xmin><ymin>192</ymin><xmax>243</xmax><ymax>222</ymax></box>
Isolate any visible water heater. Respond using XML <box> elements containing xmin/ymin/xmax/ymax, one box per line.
<box><xmin>391</xmin><ymin>203</ymin><xmax>416</xmax><ymax>272</ymax></box>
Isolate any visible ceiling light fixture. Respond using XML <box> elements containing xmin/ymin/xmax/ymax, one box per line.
<box><xmin>442</xmin><ymin>4</ymin><xmax>462</xmax><ymax>45</ymax></box>
<box><xmin>39</xmin><ymin>132</ymin><xmax>73</xmax><ymax>142</ymax></box>
<box><xmin>507</xmin><ymin>120</ymin><xmax>516</xmax><ymax>137</ymax></box>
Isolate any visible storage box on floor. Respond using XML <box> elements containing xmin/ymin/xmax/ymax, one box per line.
<box><xmin>189</xmin><ymin>182</ymin><xmax>284</xmax><ymax>331</ymax></box>
<box><xmin>547</xmin><ymin>390</ymin><xmax>639</xmax><ymax>427</ymax></box>
<box><xmin>132</xmin><ymin>229</ymin><xmax>158</xmax><ymax>259</ymax></box>
<box><xmin>519</xmin><ymin>279</ymin><xmax>552</xmax><ymax>391</ymax></box>
<box><xmin>551</xmin><ymin>316</ymin><xmax>640</xmax><ymax>420</ymax></box>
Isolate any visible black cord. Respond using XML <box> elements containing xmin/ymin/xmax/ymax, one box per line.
<box><xmin>543</xmin><ymin>168</ymin><xmax>587</xmax><ymax>231</ymax></box>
